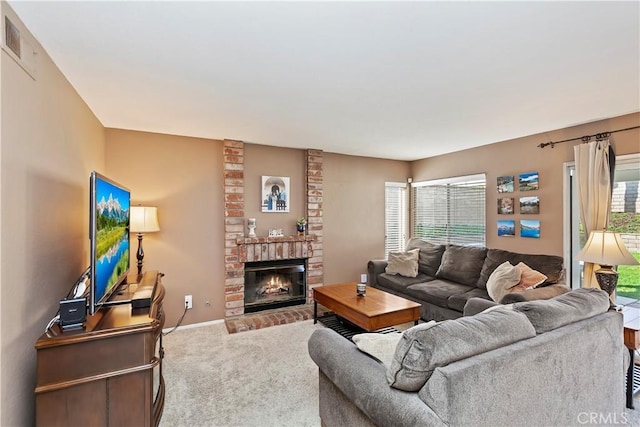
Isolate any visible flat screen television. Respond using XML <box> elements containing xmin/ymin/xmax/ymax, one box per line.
<box><xmin>89</xmin><ymin>171</ymin><xmax>131</xmax><ymax>315</ymax></box>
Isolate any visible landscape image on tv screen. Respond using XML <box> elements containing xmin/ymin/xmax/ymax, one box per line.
<box><xmin>94</xmin><ymin>177</ymin><xmax>130</xmax><ymax>304</ymax></box>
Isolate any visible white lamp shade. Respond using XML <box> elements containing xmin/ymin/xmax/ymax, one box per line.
<box><xmin>576</xmin><ymin>230</ymin><xmax>638</xmax><ymax>266</ymax></box>
<box><xmin>130</xmin><ymin>206</ymin><xmax>160</xmax><ymax>233</ymax></box>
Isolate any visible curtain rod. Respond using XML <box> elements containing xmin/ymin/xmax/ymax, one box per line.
<box><xmin>537</xmin><ymin>125</ymin><xmax>640</xmax><ymax>149</ymax></box>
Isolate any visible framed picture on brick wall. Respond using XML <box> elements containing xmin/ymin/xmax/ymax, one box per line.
<box><xmin>261</xmin><ymin>176</ymin><xmax>290</xmax><ymax>212</ymax></box>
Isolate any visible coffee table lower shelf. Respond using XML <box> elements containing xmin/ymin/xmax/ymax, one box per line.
<box><xmin>317</xmin><ymin>313</ymin><xmax>400</xmax><ymax>341</ymax></box>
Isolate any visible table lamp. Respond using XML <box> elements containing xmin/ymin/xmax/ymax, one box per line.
<box><xmin>576</xmin><ymin>230</ymin><xmax>639</xmax><ymax>295</ymax></box>
<box><xmin>130</xmin><ymin>206</ymin><xmax>160</xmax><ymax>275</ymax></box>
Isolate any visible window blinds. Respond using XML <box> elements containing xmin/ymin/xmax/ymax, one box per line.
<box><xmin>385</xmin><ymin>182</ymin><xmax>407</xmax><ymax>257</ymax></box>
<box><xmin>412</xmin><ymin>174</ymin><xmax>486</xmax><ymax>246</ymax></box>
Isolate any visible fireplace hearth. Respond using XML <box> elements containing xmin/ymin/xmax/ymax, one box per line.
<box><xmin>244</xmin><ymin>259</ymin><xmax>306</xmax><ymax>313</ymax></box>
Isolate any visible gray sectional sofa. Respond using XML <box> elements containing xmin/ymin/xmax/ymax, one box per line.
<box><xmin>368</xmin><ymin>238</ymin><xmax>568</xmax><ymax>321</ymax></box>
<box><xmin>308</xmin><ymin>288</ymin><xmax>626</xmax><ymax>427</ymax></box>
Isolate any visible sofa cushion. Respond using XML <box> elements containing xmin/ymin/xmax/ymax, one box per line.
<box><xmin>386</xmin><ymin>308</ymin><xmax>536</xmax><ymax>391</ymax></box>
<box><xmin>405</xmin><ymin>280</ymin><xmax>473</xmax><ymax>309</ymax></box>
<box><xmin>477</xmin><ymin>249</ymin><xmax>564</xmax><ymax>289</ymax></box>
<box><xmin>435</xmin><ymin>245</ymin><xmax>488</xmax><ymax>287</ymax></box>
<box><xmin>385</xmin><ymin>249</ymin><xmax>420</xmax><ymax>277</ymax></box>
<box><xmin>447</xmin><ymin>287</ymin><xmax>491</xmax><ymax>312</ymax></box>
<box><xmin>500</xmin><ymin>284</ymin><xmax>570</xmax><ymax>304</ymax></box>
<box><xmin>377</xmin><ymin>272</ymin><xmax>434</xmax><ymax>294</ymax></box>
<box><xmin>406</xmin><ymin>238</ymin><xmax>446</xmax><ymax>277</ymax></box>
<box><xmin>512</xmin><ymin>288</ymin><xmax>610</xmax><ymax>334</ymax></box>
<box><xmin>486</xmin><ymin>261</ymin><xmax>522</xmax><ymax>302</ymax></box>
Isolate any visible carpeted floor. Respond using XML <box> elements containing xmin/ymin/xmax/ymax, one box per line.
<box><xmin>160</xmin><ymin>319</ymin><xmax>323</xmax><ymax>427</ymax></box>
<box><xmin>160</xmin><ymin>319</ymin><xmax>640</xmax><ymax>427</ymax></box>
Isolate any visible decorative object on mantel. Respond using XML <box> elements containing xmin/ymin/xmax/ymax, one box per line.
<box><xmin>296</xmin><ymin>217</ymin><xmax>307</xmax><ymax>236</ymax></box>
<box><xmin>247</xmin><ymin>218</ymin><xmax>256</xmax><ymax>238</ymax></box>
<box><xmin>576</xmin><ymin>230</ymin><xmax>639</xmax><ymax>296</ymax></box>
<box><xmin>269</xmin><ymin>228</ymin><xmax>284</xmax><ymax>237</ymax></box>
<box><xmin>262</xmin><ymin>176</ymin><xmax>290</xmax><ymax>213</ymax></box>
<box><xmin>130</xmin><ymin>206</ymin><xmax>160</xmax><ymax>275</ymax></box>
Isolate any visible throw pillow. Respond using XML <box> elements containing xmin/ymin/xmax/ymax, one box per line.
<box><xmin>386</xmin><ymin>309</ymin><xmax>536</xmax><ymax>391</ymax></box>
<box><xmin>385</xmin><ymin>249</ymin><xmax>419</xmax><ymax>278</ymax></box>
<box><xmin>486</xmin><ymin>261</ymin><xmax>522</xmax><ymax>302</ymax></box>
<box><xmin>352</xmin><ymin>332</ymin><xmax>405</xmax><ymax>366</ymax></box>
<box><xmin>515</xmin><ymin>262</ymin><xmax>547</xmax><ymax>289</ymax></box>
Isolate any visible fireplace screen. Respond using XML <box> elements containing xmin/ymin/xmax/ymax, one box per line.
<box><xmin>244</xmin><ymin>259</ymin><xmax>306</xmax><ymax>313</ymax></box>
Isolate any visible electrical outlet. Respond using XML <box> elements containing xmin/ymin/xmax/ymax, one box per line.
<box><xmin>185</xmin><ymin>295</ymin><xmax>193</xmax><ymax>309</ymax></box>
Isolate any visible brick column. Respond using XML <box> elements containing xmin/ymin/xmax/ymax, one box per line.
<box><xmin>224</xmin><ymin>140</ymin><xmax>245</xmax><ymax>317</ymax></box>
<box><xmin>306</xmin><ymin>150</ymin><xmax>324</xmax><ymax>301</ymax></box>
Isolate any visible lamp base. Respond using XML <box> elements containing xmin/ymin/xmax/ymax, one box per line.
<box><xmin>136</xmin><ymin>233</ymin><xmax>144</xmax><ymax>275</ymax></box>
<box><xmin>595</xmin><ymin>265</ymin><xmax>618</xmax><ymax>296</ymax></box>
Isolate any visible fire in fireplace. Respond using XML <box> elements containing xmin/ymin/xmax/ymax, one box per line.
<box><xmin>244</xmin><ymin>259</ymin><xmax>306</xmax><ymax>313</ymax></box>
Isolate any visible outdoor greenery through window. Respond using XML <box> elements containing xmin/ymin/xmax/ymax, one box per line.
<box><xmin>609</xmin><ymin>158</ymin><xmax>640</xmax><ymax>299</ymax></box>
<box><xmin>411</xmin><ymin>174</ymin><xmax>486</xmax><ymax>246</ymax></box>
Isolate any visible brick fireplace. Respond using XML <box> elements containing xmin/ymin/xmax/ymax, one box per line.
<box><xmin>223</xmin><ymin>140</ymin><xmax>324</xmax><ymax>318</ymax></box>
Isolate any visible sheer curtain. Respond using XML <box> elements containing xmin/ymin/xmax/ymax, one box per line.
<box><xmin>574</xmin><ymin>139</ymin><xmax>616</xmax><ymax>288</ymax></box>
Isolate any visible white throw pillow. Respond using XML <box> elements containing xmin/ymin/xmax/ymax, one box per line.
<box><xmin>385</xmin><ymin>249</ymin><xmax>419</xmax><ymax>278</ymax></box>
<box><xmin>486</xmin><ymin>261</ymin><xmax>522</xmax><ymax>302</ymax></box>
<box><xmin>352</xmin><ymin>332</ymin><xmax>404</xmax><ymax>366</ymax></box>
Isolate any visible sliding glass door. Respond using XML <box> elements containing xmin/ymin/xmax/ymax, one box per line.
<box><xmin>565</xmin><ymin>153</ymin><xmax>640</xmax><ymax>297</ymax></box>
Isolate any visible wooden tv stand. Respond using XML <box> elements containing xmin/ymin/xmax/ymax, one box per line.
<box><xmin>34</xmin><ymin>270</ymin><xmax>166</xmax><ymax>427</ymax></box>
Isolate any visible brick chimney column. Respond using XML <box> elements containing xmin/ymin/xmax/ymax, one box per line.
<box><xmin>306</xmin><ymin>150</ymin><xmax>324</xmax><ymax>301</ymax></box>
<box><xmin>224</xmin><ymin>140</ymin><xmax>245</xmax><ymax>317</ymax></box>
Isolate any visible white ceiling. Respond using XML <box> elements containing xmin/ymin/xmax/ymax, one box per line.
<box><xmin>8</xmin><ymin>1</ymin><xmax>640</xmax><ymax>161</ymax></box>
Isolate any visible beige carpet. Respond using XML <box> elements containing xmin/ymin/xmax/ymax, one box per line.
<box><xmin>160</xmin><ymin>319</ymin><xmax>323</xmax><ymax>427</ymax></box>
<box><xmin>160</xmin><ymin>319</ymin><xmax>640</xmax><ymax>427</ymax></box>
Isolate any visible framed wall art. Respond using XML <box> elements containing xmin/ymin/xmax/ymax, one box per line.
<box><xmin>519</xmin><ymin>196</ymin><xmax>540</xmax><ymax>214</ymax></box>
<box><xmin>497</xmin><ymin>197</ymin><xmax>514</xmax><ymax>215</ymax></box>
<box><xmin>520</xmin><ymin>219</ymin><xmax>540</xmax><ymax>238</ymax></box>
<box><xmin>498</xmin><ymin>220</ymin><xmax>515</xmax><ymax>237</ymax></box>
<box><xmin>519</xmin><ymin>172</ymin><xmax>539</xmax><ymax>191</ymax></box>
<box><xmin>261</xmin><ymin>176</ymin><xmax>290</xmax><ymax>212</ymax></box>
<box><xmin>497</xmin><ymin>175</ymin><xmax>514</xmax><ymax>193</ymax></box>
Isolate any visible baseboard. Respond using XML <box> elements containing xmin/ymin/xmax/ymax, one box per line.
<box><xmin>162</xmin><ymin>318</ymin><xmax>225</xmax><ymax>334</ymax></box>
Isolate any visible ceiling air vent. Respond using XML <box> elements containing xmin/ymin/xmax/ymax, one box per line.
<box><xmin>3</xmin><ymin>14</ymin><xmax>36</xmax><ymax>79</ymax></box>
<box><xmin>4</xmin><ymin>16</ymin><xmax>20</xmax><ymax>58</ymax></box>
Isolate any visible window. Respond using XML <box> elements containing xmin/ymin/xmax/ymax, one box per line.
<box><xmin>412</xmin><ymin>174</ymin><xmax>486</xmax><ymax>246</ymax></box>
<box><xmin>385</xmin><ymin>182</ymin><xmax>407</xmax><ymax>257</ymax></box>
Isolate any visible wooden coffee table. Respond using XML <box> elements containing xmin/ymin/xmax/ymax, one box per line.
<box><xmin>313</xmin><ymin>282</ymin><xmax>421</xmax><ymax>332</ymax></box>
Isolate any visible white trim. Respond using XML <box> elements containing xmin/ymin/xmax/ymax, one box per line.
<box><xmin>162</xmin><ymin>318</ymin><xmax>225</xmax><ymax>334</ymax></box>
<box><xmin>563</xmin><ymin>161</ymin><xmax>577</xmax><ymax>288</ymax></box>
<box><xmin>384</xmin><ymin>181</ymin><xmax>407</xmax><ymax>188</ymax></box>
<box><xmin>411</xmin><ymin>173</ymin><xmax>485</xmax><ymax>187</ymax></box>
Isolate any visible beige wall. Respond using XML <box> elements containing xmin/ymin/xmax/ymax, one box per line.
<box><xmin>103</xmin><ymin>137</ymin><xmax>410</xmax><ymax>327</ymax></box>
<box><xmin>105</xmin><ymin>129</ymin><xmax>225</xmax><ymax>323</ymax></box>
<box><xmin>411</xmin><ymin>112</ymin><xmax>640</xmax><ymax>256</ymax></box>
<box><xmin>0</xmin><ymin>3</ymin><xmax>106</xmax><ymax>425</ymax></box>
<box><xmin>244</xmin><ymin>143</ymin><xmax>306</xmax><ymax>235</ymax></box>
<box><xmin>323</xmin><ymin>154</ymin><xmax>410</xmax><ymax>284</ymax></box>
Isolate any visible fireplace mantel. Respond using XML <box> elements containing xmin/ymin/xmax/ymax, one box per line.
<box><xmin>236</xmin><ymin>235</ymin><xmax>316</xmax><ymax>263</ymax></box>
<box><xmin>236</xmin><ymin>235</ymin><xmax>315</xmax><ymax>245</ymax></box>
